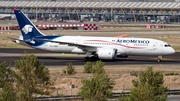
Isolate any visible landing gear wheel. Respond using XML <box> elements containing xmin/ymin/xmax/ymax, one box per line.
<box><xmin>158</xmin><ymin>59</ymin><xmax>161</xmax><ymax>62</ymax></box>
<box><xmin>84</xmin><ymin>56</ymin><xmax>98</xmax><ymax>61</ymax></box>
<box><xmin>91</xmin><ymin>56</ymin><xmax>99</xmax><ymax>61</ymax></box>
<box><xmin>84</xmin><ymin>57</ymin><xmax>90</xmax><ymax>61</ymax></box>
<box><xmin>157</xmin><ymin>56</ymin><xmax>162</xmax><ymax>63</ymax></box>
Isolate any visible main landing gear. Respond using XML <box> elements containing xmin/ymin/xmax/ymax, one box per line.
<box><xmin>157</xmin><ymin>56</ymin><xmax>162</xmax><ymax>62</ymax></box>
<box><xmin>84</xmin><ymin>52</ymin><xmax>99</xmax><ymax>61</ymax></box>
<box><xmin>84</xmin><ymin>56</ymin><xmax>99</xmax><ymax>61</ymax></box>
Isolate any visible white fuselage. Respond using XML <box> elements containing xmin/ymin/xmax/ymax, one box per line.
<box><xmin>19</xmin><ymin>36</ymin><xmax>175</xmax><ymax>56</ymax></box>
<box><xmin>13</xmin><ymin>8</ymin><xmax>175</xmax><ymax>61</ymax></box>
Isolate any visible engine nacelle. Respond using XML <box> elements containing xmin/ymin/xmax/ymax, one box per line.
<box><xmin>97</xmin><ymin>48</ymin><xmax>117</xmax><ymax>60</ymax></box>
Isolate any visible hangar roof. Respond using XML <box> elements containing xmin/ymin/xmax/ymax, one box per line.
<box><xmin>0</xmin><ymin>1</ymin><xmax>180</xmax><ymax>9</ymax></box>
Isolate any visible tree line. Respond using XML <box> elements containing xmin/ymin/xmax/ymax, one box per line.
<box><xmin>0</xmin><ymin>54</ymin><xmax>168</xmax><ymax>101</ymax></box>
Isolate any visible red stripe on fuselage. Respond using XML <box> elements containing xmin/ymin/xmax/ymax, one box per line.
<box><xmin>84</xmin><ymin>40</ymin><xmax>146</xmax><ymax>49</ymax></box>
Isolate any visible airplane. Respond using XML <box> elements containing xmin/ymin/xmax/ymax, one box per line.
<box><xmin>0</xmin><ymin>13</ymin><xmax>16</xmax><ymax>20</ymax></box>
<box><xmin>12</xmin><ymin>8</ymin><xmax>175</xmax><ymax>62</ymax></box>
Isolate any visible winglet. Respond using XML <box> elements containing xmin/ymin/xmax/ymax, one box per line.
<box><xmin>115</xmin><ymin>34</ymin><xmax>129</xmax><ymax>38</ymax></box>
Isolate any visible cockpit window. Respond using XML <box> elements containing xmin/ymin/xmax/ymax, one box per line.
<box><xmin>164</xmin><ymin>44</ymin><xmax>171</xmax><ymax>47</ymax></box>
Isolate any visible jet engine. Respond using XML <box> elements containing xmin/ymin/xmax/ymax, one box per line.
<box><xmin>97</xmin><ymin>48</ymin><xmax>117</xmax><ymax>60</ymax></box>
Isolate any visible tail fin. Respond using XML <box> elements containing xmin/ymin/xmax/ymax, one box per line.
<box><xmin>13</xmin><ymin>8</ymin><xmax>44</xmax><ymax>40</ymax></box>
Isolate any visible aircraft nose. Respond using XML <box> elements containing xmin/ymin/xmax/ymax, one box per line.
<box><xmin>170</xmin><ymin>47</ymin><xmax>175</xmax><ymax>54</ymax></box>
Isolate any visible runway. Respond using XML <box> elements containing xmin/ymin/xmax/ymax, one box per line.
<box><xmin>0</xmin><ymin>48</ymin><xmax>180</xmax><ymax>67</ymax></box>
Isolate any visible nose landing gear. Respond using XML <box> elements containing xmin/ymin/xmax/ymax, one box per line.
<box><xmin>157</xmin><ymin>56</ymin><xmax>162</xmax><ymax>62</ymax></box>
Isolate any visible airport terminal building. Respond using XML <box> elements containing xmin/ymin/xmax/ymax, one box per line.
<box><xmin>0</xmin><ymin>0</ymin><xmax>180</xmax><ymax>24</ymax></box>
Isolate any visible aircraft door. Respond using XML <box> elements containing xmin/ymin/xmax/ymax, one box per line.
<box><xmin>160</xmin><ymin>43</ymin><xmax>164</xmax><ymax>54</ymax></box>
<box><xmin>76</xmin><ymin>37</ymin><xmax>82</xmax><ymax>44</ymax></box>
<box><xmin>153</xmin><ymin>42</ymin><xmax>158</xmax><ymax>50</ymax></box>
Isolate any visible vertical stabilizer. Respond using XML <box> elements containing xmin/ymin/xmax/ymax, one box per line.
<box><xmin>13</xmin><ymin>8</ymin><xmax>44</xmax><ymax>41</ymax></box>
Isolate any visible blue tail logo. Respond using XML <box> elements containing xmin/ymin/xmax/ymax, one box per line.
<box><xmin>22</xmin><ymin>25</ymin><xmax>33</xmax><ymax>34</ymax></box>
<box><xmin>14</xmin><ymin>8</ymin><xmax>59</xmax><ymax>47</ymax></box>
<box><xmin>14</xmin><ymin>8</ymin><xmax>44</xmax><ymax>40</ymax></box>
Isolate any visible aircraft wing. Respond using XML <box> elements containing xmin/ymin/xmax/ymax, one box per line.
<box><xmin>35</xmin><ymin>38</ymin><xmax>97</xmax><ymax>52</ymax></box>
